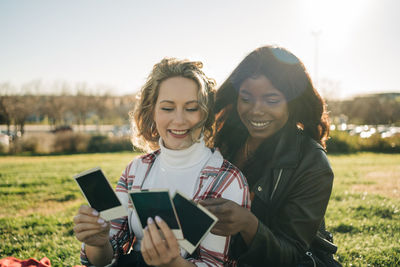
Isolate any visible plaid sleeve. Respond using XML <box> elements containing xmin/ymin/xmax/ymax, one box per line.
<box><xmin>187</xmin><ymin>160</ymin><xmax>250</xmax><ymax>266</ymax></box>
<box><xmin>80</xmin><ymin>161</ymin><xmax>137</xmax><ymax>266</ymax></box>
<box><xmin>200</xmin><ymin>160</ymin><xmax>250</xmax><ymax>208</ymax></box>
<box><xmin>219</xmin><ymin>160</ymin><xmax>250</xmax><ymax>210</ymax></box>
<box><xmin>79</xmin><ymin>216</ymin><xmax>131</xmax><ymax>266</ymax></box>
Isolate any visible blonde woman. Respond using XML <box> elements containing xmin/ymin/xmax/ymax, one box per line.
<box><xmin>73</xmin><ymin>58</ymin><xmax>250</xmax><ymax>267</ymax></box>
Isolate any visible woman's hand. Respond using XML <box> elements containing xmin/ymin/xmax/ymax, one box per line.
<box><xmin>73</xmin><ymin>205</ymin><xmax>111</xmax><ymax>247</ymax></box>
<box><xmin>141</xmin><ymin>216</ymin><xmax>183</xmax><ymax>267</ymax></box>
<box><xmin>200</xmin><ymin>198</ymin><xmax>258</xmax><ymax>245</ymax></box>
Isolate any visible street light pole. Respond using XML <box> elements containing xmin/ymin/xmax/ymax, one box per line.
<box><xmin>311</xmin><ymin>30</ymin><xmax>322</xmax><ymax>89</ymax></box>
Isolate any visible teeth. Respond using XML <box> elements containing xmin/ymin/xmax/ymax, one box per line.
<box><xmin>250</xmin><ymin>121</ymin><xmax>271</xmax><ymax>128</ymax></box>
<box><xmin>170</xmin><ymin>129</ymin><xmax>188</xmax><ymax>135</ymax></box>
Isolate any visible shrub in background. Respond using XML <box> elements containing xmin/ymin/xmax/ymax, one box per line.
<box><xmin>87</xmin><ymin>135</ymin><xmax>132</xmax><ymax>153</ymax></box>
<box><xmin>19</xmin><ymin>136</ymin><xmax>39</xmax><ymax>153</ymax></box>
<box><xmin>53</xmin><ymin>132</ymin><xmax>90</xmax><ymax>153</ymax></box>
<box><xmin>8</xmin><ymin>136</ymin><xmax>40</xmax><ymax>154</ymax></box>
<box><xmin>108</xmin><ymin>136</ymin><xmax>133</xmax><ymax>152</ymax></box>
<box><xmin>5</xmin><ymin>133</ymin><xmax>56</xmax><ymax>154</ymax></box>
<box><xmin>2</xmin><ymin>130</ymin><xmax>398</xmax><ymax>155</ymax></box>
<box><xmin>359</xmin><ymin>134</ymin><xmax>400</xmax><ymax>153</ymax></box>
<box><xmin>2</xmin><ymin>132</ymin><xmax>133</xmax><ymax>155</ymax></box>
<box><xmin>327</xmin><ymin>131</ymin><xmax>360</xmax><ymax>153</ymax></box>
<box><xmin>327</xmin><ymin>130</ymin><xmax>400</xmax><ymax>154</ymax></box>
<box><xmin>0</xmin><ymin>143</ymin><xmax>8</xmax><ymax>154</ymax></box>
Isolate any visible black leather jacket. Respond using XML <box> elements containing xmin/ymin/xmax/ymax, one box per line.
<box><xmin>230</xmin><ymin>127</ymin><xmax>334</xmax><ymax>267</ymax></box>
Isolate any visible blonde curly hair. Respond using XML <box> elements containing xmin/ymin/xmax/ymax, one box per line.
<box><xmin>131</xmin><ymin>57</ymin><xmax>216</xmax><ymax>152</ymax></box>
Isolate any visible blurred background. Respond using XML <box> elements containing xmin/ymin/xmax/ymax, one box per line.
<box><xmin>0</xmin><ymin>1</ymin><xmax>399</xmax><ymax>265</ymax></box>
<box><xmin>0</xmin><ymin>0</ymin><xmax>399</xmax><ymax>154</ymax></box>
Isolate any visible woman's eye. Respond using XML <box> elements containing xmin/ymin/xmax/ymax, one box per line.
<box><xmin>266</xmin><ymin>99</ymin><xmax>280</xmax><ymax>104</ymax></box>
<box><xmin>161</xmin><ymin>107</ymin><xmax>174</xmax><ymax>111</ymax></box>
<box><xmin>186</xmin><ymin>107</ymin><xmax>199</xmax><ymax>112</ymax></box>
<box><xmin>239</xmin><ymin>96</ymin><xmax>251</xmax><ymax>103</ymax></box>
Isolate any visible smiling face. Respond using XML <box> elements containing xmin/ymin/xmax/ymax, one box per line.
<box><xmin>154</xmin><ymin>76</ymin><xmax>202</xmax><ymax>150</ymax></box>
<box><xmin>237</xmin><ymin>75</ymin><xmax>289</xmax><ymax>142</ymax></box>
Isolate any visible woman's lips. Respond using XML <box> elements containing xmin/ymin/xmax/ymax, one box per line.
<box><xmin>168</xmin><ymin>129</ymin><xmax>190</xmax><ymax>138</ymax></box>
<box><xmin>249</xmin><ymin>120</ymin><xmax>271</xmax><ymax>129</ymax></box>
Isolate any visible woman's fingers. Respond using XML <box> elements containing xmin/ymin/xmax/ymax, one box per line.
<box><xmin>73</xmin><ymin>209</ymin><xmax>108</xmax><ymax>236</ymax></box>
<box><xmin>200</xmin><ymin>198</ymin><xmax>236</xmax><ymax>218</ymax></box>
<box><xmin>209</xmin><ymin>226</ymin><xmax>228</xmax><ymax>236</ymax></box>
<box><xmin>75</xmin><ymin>228</ymin><xmax>105</xmax><ymax>241</ymax></box>
<box><xmin>147</xmin><ymin>217</ymin><xmax>168</xmax><ymax>255</ymax></box>
<box><xmin>200</xmin><ymin>197</ymin><xmax>229</xmax><ymax>207</ymax></box>
<box><xmin>74</xmin><ymin>220</ymin><xmax>109</xmax><ymax>234</ymax></box>
<box><xmin>141</xmin><ymin>230</ymin><xmax>152</xmax><ymax>264</ymax></box>
<box><xmin>142</xmin><ymin>226</ymin><xmax>160</xmax><ymax>263</ymax></box>
<box><xmin>73</xmin><ymin>205</ymin><xmax>111</xmax><ymax>246</ymax></box>
<box><xmin>74</xmin><ymin>205</ymin><xmax>106</xmax><ymax>226</ymax></box>
<box><xmin>200</xmin><ymin>198</ymin><xmax>251</xmax><ymax>236</ymax></box>
<box><xmin>141</xmin><ymin>216</ymin><xmax>180</xmax><ymax>266</ymax></box>
<box><xmin>155</xmin><ymin>216</ymin><xmax>179</xmax><ymax>254</ymax></box>
<box><xmin>78</xmin><ymin>204</ymin><xmax>99</xmax><ymax>216</ymax></box>
<box><xmin>74</xmin><ymin>213</ymin><xmax>107</xmax><ymax>226</ymax></box>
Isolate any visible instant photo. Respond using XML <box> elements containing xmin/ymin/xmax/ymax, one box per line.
<box><xmin>74</xmin><ymin>167</ymin><xmax>127</xmax><ymax>220</ymax></box>
<box><xmin>129</xmin><ymin>189</ymin><xmax>183</xmax><ymax>240</ymax></box>
<box><xmin>173</xmin><ymin>191</ymin><xmax>218</xmax><ymax>254</ymax></box>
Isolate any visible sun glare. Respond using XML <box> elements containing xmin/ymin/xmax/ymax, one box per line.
<box><xmin>302</xmin><ymin>0</ymin><xmax>372</xmax><ymax>47</ymax></box>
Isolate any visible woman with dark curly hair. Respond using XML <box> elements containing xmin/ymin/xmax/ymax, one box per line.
<box><xmin>201</xmin><ymin>45</ymin><xmax>338</xmax><ymax>266</ymax></box>
<box><xmin>73</xmin><ymin>58</ymin><xmax>250</xmax><ymax>267</ymax></box>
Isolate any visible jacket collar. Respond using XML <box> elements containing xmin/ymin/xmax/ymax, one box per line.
<box><xmin>270</xmin><ymin>124</ymin><xmax>303</xmax><ymax>169</ymax></box>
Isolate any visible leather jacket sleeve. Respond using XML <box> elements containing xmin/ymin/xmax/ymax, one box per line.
<box><xmin>231</xmin><ymin>143</ymin><xmax>334</xmax><ymax>266</ymax></box>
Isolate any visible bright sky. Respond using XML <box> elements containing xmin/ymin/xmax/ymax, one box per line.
<box><xmin>0</xmin><ymin>0</ymin><xmax>399</xmax><ymax>99</ymax></box>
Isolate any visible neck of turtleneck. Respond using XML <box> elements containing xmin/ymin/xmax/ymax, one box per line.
<box><xmin>159</xmin><ymin>137</ymin><xmax>210</xmax><ymax>169</ymax></box>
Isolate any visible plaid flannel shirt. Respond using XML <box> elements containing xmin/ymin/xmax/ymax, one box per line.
<box><xmin>81</xmin><ymin>148</ymin><xmax>250</xmax><ymax>267</ymax></box>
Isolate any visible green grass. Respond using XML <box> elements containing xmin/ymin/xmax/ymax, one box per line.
<box><xmin>0</xmin><ymin>152</ymin><xmax>399</xmax><ymax>266</ymax></box>
<box><xmin>325</xmin><ymin>153</ymin><xmax>400</xmax><ymax>266</ymax></box>
<box><xmin>0</xmin><ymin>152</ymin><xmax>137</xmax><ymax>266</ymax></box>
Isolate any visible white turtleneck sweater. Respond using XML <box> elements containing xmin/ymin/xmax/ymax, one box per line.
<box><xmin>142</xmin><ymin>138</ymin><xmax>212</xmax><ymax>197</ymax></box>
<box><xmin>131</xmin><ymin>138</ymin><xmax>212</xmax><ymax>251</ymax></box>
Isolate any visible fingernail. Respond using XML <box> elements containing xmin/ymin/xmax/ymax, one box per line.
<box><xmin>144</xmin><ymin>226</ymin><xmax>148</xmax><ymax>231</ymax></box>
<box><xmin>155</xmin><ymin>216</ymin><xmax>162</xmax><ymax>223</ymax></box>
<box><xmin>102</xmin><ymin>223</ymin><xmax>108</xmax><ymax>228</ymax></box>
<box><xmin>97</xmin><ymin>218</ymin><xmax>105</xmax><ymax>224</ymax></box>
<box><xmin>92</xmin><ymin>210</ymin><xmax>99</xmax><ymax>216</ymax></box>
<box><xmin>147</xmin><ymin>217</ymin><xmax>154</xmax><ymax>224</ymax></box>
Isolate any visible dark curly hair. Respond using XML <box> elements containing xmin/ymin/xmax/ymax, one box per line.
<box><xmin>215</xmin><ymin>45</ymin><xmax>330</xmax><ymax>160</ymax></box>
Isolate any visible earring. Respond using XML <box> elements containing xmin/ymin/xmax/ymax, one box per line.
<box><xmin>150</xmin><ymin>122</ymin><xmax>157</xmax><ymax>136</ymax></box>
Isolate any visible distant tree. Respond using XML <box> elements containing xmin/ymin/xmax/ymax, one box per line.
<box><xmin>113</xmin><ymin>95</ymin><xmax>136</xmax><ymax>125</ymax></box>
<box><xmin>384</xmin><ymin>95</ymin><xmax>400</xmax><ymax>124</ymax></box>
<box><xmin>41</xmin><ymin>94</ymin><xmax>72</xmax><ymax>128</ymax></box>
<box><xmin>93</xmin><ymin>93</ymin><xmax>113</xmax><ymax>125</ymax></box>
<box><xmin>328</xmin><ymin>93</ymin><xmax>400</xmax><ymax>125</ymax></box>
<box><xmin>71</xmin><ymin>83</ymin><xmax>98</xmax><ymax>129</ymax></box>
<box><xmin>0</xmin><ymin>83</ymin><xmax>14</xmax><ymax>134</ymax></box>
<box><xmin>0</xmin><ymin>97</ymin><xmax>12</xmax><ymax>134</ymax></box>
<box><xmin>0</xmin><ymin>82</ymin><xmax>39</xmax><ymax>136</ymax></box>
<box><xmin>0</xmin><ymin>80</ymin><xmax>139</xmax><ymax>130</ymax></box>
<box><xmin>11</xmin><ymin>81</ymin><xmax>42</xmax><ymax>135</ymax></box>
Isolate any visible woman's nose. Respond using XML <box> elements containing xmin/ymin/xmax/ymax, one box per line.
<box><xmin>173</xmin><ymin>110</ymin><xmax>186</xmax><ymax>124</ymax></box>
<box><xmin>251</xmin><ymin>101</ymin><xmax>266</xmax><ymax>115</ymax></box>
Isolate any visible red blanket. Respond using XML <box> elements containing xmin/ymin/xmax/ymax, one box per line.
<box><xmin>0</xmin><ymin>257</ymin><xmax>85</xmax><ymax>267</ymax></box>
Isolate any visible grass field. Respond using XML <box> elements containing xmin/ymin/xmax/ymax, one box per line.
<box><xmin>0</xmin><ymin>152</ymin><xmax>399</xmax><ymax>266</ymax></box>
